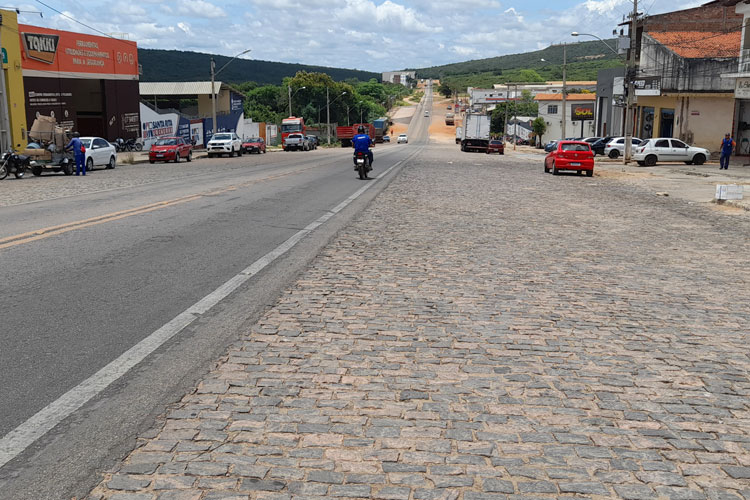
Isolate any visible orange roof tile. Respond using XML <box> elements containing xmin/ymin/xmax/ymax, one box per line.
<box><xmin>647</xmin><ymin>31</ymin><xmax>740</xmax><ymax>59</ymax></box>
<box><xmin>534</xmin><ymin>93</ymin><xmax>596</xmax><ymax>101</ymax></box>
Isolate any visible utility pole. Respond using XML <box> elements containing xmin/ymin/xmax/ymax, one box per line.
<box><xmin>288</xmin><ymin>85</ymin><xmax>292</xmax><ymax>117</ymax></box>
<box><xmin>210</xmin><ymin>57</ymin><xmax>216</xmax><ymax>138</ymax></box>
<box><xmin>326</xmin><ymin>87</ymin><xmax>330</xmax><ymax>145</ymax></box>
<box><xmin>504</xmin><ymin>84</ymin><xmax>510</xmax><ymax>143</ymax></box>
<box><xmin>561</xmin><ymin>43</ymin><xmax>567</xmax><ymax>141</ymax></box>
<box><xmin>623</xmin><ymin>0</ymin><xmax>638</xmax><ymax>165</ymax></box>
<box><xmin>513</xmin><ymin>84</ymin><xmax>518</xmax><ymax>151</ymax></box>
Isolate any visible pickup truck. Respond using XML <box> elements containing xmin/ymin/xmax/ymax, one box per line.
<box><xmin>284</xmin><ymin>133</ymin><xmax>310</xmax><ymax>151</ymax></box>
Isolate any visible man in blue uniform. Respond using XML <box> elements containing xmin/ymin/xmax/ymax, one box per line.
<box><xmin>719</xmin><ymin>133</ymin><xmax>735</xmax><ymax>170</ymax></box>
<box><xmin>351</xmin><ymin>125</ymin><xmax>373</xmax><ymax>167</ymax></box>
<box><xmin>65</xmin><ymin>132</ymin><xmax>86</xmax><ymax>176</ymax></box>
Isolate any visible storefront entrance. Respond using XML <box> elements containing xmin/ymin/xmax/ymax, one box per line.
<box><xmin>737</xmin><ymin>100</ymin><xmax>750</xmax><ymax>155</ymax></box>
<box><xmin>660</xmin><ymin>108</ymin><xmax>675</xmax><ymax>138</ymax></box>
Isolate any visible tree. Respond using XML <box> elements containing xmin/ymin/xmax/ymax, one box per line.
<box><xmin>531</xmin><ymin>117</ymin><xmax>547</xmax><ymax>147</ymax></box>
<box><xmin>438</xmin><ymin>82</ymin><xmax>452</xmax><ymax>98</ymax></box>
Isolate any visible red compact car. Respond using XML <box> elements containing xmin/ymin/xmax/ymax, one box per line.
<box><xmin>149</xmin><ymin>137</ymin><xmax>192</xmax><ymax>163</ymax></box>
<box><xmin>486</xmin><ymin>139</ymin><xmax>504</xmax><ymax>155</ymax></box>
<box><xmin>242</xmin><ymin>137</ymin><xmax>266</xmax><ymax>154</ymax></box>
<box><xmin>544</xmin><ymin>140</ymin><xmax>594</xmax><ymax>176</ymax></box>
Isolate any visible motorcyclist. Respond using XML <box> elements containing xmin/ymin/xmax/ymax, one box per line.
<box><xmin>65</xmin><ymin>131</ymin><xmax>86</xmax><ymax>176</ymax></box>
<box><xmin>351</xmin><ymin>125</ymin><xmax>374</xmax><ymax>167</ymax></box>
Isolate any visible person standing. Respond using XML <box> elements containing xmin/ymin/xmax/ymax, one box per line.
<box><xmin>65</xmin><ymin>132</ymin><xmax>87</xmax><ymax>176</ymax></box>
<box><xmin>719</xmin><ymin>133</ymin><xmax>735</xmax><ymax>170</ymax></box>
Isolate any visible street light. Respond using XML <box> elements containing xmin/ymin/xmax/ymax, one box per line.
<box><xmin>326</xmin><ymin>89</ymin><xmax>347</xmax><ymax>145</ymax></box>
<box><xmin>211</xmin><ymin>49</ymin><xmax>251</xmax><ymax>139</ymax></box>
<box><xmin>571</xmin><ymin>32</ymin><xmax>619</xmax><ymax>56</ymax></box>
<box><xmin>571</xmin><ymin>31</ymin><xmax>631</xmax><ymax>164</ymax></box>
<box><xmin>287</xmin><ymin>85</ymin><xmax>306</xmax><ymax>117</ymax></box>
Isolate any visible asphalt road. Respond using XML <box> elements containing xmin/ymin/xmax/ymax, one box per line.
<box><xmin>0</xmin><ymin>87</ymin><xmax>432</xmax><ymax>499</ymax></box>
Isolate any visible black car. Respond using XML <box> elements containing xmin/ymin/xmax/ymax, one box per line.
<box><xmin>591</xmin><ymin>136</ymin><xmax>615</xmax><ymax>156</ymax></box>
<box><xmin>544</xmin><ymin>141</ymin><xmax>558</xmax><ymax>153</ymax></box>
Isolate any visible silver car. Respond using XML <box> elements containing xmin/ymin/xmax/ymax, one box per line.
<box><xmin>603</xmin><ymin>136</ymin><xmax>642</xmax><ymax>159</ymax></box>
<box><xmin>633</xmin><ymin>138</ymin><xmax>710</xmax><ymax>166</ymax></box>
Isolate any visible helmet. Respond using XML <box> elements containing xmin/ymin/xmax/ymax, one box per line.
<box><xmin>357</xmin><ymin>125</ymin><xmax>366</xmax><ymax>134</ymax></box>
<box><xmin>73</xmin><ymin>131</ymin><xmax>80</xmax><ymax>138</ymax></box>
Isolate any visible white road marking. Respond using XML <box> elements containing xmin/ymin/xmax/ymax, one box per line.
<box><xmin>0</xmin><ymin>156</ymin><xmax>410</xmax><ymax>469</ymax></box>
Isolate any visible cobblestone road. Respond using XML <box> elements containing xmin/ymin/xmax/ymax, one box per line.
<box><xmin>88</xmin><ymin>145</ymin><xmax>750</xmax><ymax>500</ymax></box>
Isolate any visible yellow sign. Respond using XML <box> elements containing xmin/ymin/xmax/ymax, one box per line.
<box><xmin>1</xmin><ymin>9</ymin><xmax>28</xmax><ymax>149</ymax></box>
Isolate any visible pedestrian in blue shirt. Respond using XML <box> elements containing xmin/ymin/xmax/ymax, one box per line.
<box><xmin>719</xmin><ymin>133</ymin><xmax>735</xmax><ymax>170</ymax></box>
<box><xmin>65</xmin><ymin>132</ymin><xmax>86</xmax><ymax>176</ymax></box>
<box><xmin>351</xmin><ymin>125</ymin><xmax>373</xmax><ymax>166</ymax></box>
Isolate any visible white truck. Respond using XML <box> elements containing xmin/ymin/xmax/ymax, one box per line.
<box><xmin>455</xmin><ymin>126</ymin><xmax>463</xmax><ymax>144</ymax></box>
<box><xmin>461</xmin><ymin>113</ymin><xmax>491</xmax><ymax>152</ymax></box>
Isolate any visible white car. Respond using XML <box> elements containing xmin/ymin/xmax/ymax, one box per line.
<box><xmin>79</xmin><ymin>137</ymin><xmax>117</xmax><ymax>171</ymax></box>
<box><xmin>397</xmin><ymin>134</ymin><xmax>408</xmax><ymax>144</ymax></box>
<box><xmin>633</xmin><ymin>138</ymin><xmax>710</xmax><ymax>166</ymax></box>
<box><xmin>207</xmin><ymin>132</ymin><xmax>242</xmax><ymax>158</ymax></box>
<box><xmin>604</xmin><ymin>136</ymin><xmax>642</xmax><ymax>158</ymax></box>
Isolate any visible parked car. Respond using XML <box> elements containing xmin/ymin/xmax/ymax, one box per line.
<box><xmin>80</xmin><ymin>136</ymin><xmax>117</xmax><ymax>171</ymax></box>
<box><xmin>242</xmin><ymin>137</ymin><xmax>266</xmax><ymax>154</ymax></box>
<box><xmin>306</xmin><ymin>135</ymin><xmax>318</xmax><ymax>149</ymax></box>
<box><xmin>582</xmin><ymin>137</ymin><xmax>601</xmax><ymax>145</ymax></box>
<box><xmin>544</xmin><ymin>140</ymin><xmax>558</xmax><ymax>153</ymax></box>
<box><xmin>544</xmin><ymin>140</ymin><xmax>594</xmax><ymax>176</ymax></box>
<box><xmin>207</xmin><ymin>132</ymin><xmax>242</xmax><ymax>158</ymax></box>
<box><xmin>604</xmin><ymin>136</ymin><xmax>642</xmax><ymax>158</ymax></box>
<box><xmin>284</xmin><ymin>133</ymin><xmax>309</xmax><ymax>151</ymax></box>
<box><xmin>382</xmin><ymin>135</ymin><xmax>390</xmax><ymax>143</ymax></box>
<box><xmin>397</xmin><ymin>134</ymin><xmax>408</xmax><ymax>144</ymax></box>
<box><xmin>148</xmin><ymin>136</ymin><xmax>192</xmax><ymax>163</ymax></box>
<box><xmin>633</xmin><ymin>138</ymin><xmax>710</xmax><ymax>166</ymax></box>
<box><xmin>486</xmin><ymin>139</ymin><xmax>505</xmax><ymax>155</ymax></box>
<box><xmin>591</xmin><ymin>136</ymin><xmax>615</xmax><ymax>156</ymax></box>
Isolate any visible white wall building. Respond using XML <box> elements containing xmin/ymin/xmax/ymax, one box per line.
<box><xmin>536</xmin><ymin>93</ymin><xmax>596</xmax><ymax>141</ymax></box>
<box><xmin>381</xmin><ymin>71</ymin><xmax>416</xmax><ymax>86</ymax></box>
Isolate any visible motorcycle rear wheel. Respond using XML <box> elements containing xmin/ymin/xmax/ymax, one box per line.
<box><xmin>14</xmin><ymin>169</ymin><xmax>25</xmax><ymax>179</ymax></box>
<box><xmin>358</xmin><ymin>161</ymin><xmax>367</xmax><ymax>180</ymax></box>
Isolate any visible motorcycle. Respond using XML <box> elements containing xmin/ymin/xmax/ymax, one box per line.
<box><xmin>125</xmin><ymin>138</ymin><xmax>143</xmax><ymax>152</ymax></box>
<box><xmin>0</xmin><ymin>150</ymin><xmax>31</xmax><ymax>180</ymax></box>
<box><xmin>353</xmin><ymin>151</ymin><xmax>372</xmax><ymax>180</ymax></box>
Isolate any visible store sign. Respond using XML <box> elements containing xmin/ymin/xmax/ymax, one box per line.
<box><xmin>634</xmin><ymin>76</ymin><xmax>661</xmax><ymax>96</ymax></box>
<box><xmin>19</xmin><ymin>24</ymin><xmax>138</xmax><ymax>79</ymax></box>
<box><xmin>22</xmin><ymin>32</ymin><xmax>59</xmax><ymax>64</ymax></box>
<box><xmin>735</xmin><ymin>78</ymin><xmax>750</xmax><ymax>99</ymax></box>
<box><xmin>571</xmin><ymin>103</ymin><xmax>594</xmax><ymax>121</ymax></box>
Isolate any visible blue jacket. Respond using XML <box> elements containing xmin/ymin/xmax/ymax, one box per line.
<box><xmin>721</xmin><ymin>137</ymin><xmax>734</xmax><ymax>155</ymax></box>
<box><xmin>352</xmin><ymin>133</ymin><xmax>372</xmax><ymax>153</ymax></box>
<box><xmin>66</xmin><ymin>137</ymin><xmax>84</xmax><ymax>156</ymax></box>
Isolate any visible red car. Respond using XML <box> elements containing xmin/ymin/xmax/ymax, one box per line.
<box><xmin>149</xmin><ymin>137</ymin><xmax>192</xmax><ymax>163</ymax></box>
<box><xmin>242</xmin><ymin>137</ymin><xmax>266</xmax><ymax>154</ymax></box>
<box><xmin>544</xmin><ymin>140</ymin><xmax>594</xmax><ymax>176</ymax></box>
<box><xmin>486</xmin><ymin>139</ymin><xmax>505</xmax><ymax>155</ymax></box>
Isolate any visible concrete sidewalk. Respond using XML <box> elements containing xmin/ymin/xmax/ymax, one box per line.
<box><xmin>87</xmin><ymin>145</ymin><xmax>750</xmax><ymax>500</ymax></box>
<box><xmin>508</xmin><ymin>146</ymin><xmax>750</xmax><ymax>212</ymax></box>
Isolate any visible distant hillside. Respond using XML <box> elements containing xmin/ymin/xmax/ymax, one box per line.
<box><xmin>138</xmin><ymin>49</ymin><xmax>380</xmax><ymax>84</ymax></box>
<box><xmin>414</xmin><ymin>39</ymin><xmax>623</xmax><ymax>79</ymax></box>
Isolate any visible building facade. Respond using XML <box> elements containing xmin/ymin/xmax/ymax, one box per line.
<box><xmin>536</xmin><ymin>93</ymin><xmax>597</xmax><ymax>141</ymax></box>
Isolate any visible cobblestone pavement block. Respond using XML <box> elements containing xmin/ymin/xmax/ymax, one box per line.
<box><xmin>88</xmin><ymin>145</ymin><xmax>750</xmax><ymax>499</ymax></box>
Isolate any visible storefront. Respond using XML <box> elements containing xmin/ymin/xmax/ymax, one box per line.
<box><xmin>17</xmin><ymin>22</ymin><xmax>140</xmax><ymax>143</ymax></box>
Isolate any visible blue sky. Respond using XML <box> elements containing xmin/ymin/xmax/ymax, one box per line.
<box><xmin>19</xmin><ymin>0</ymin><xmax>702</xmax><ymax>72</ymax></box>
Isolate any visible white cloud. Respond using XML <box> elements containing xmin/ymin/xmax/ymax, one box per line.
<box><xmin>176</xmin><ymin>0</ymin><xmax>227</xmax><ymax>18</ymax></box>
<box><xmin>582</xmin><ymin>0</ymin><xmax>627</xmax><ymax>15</ymax></box>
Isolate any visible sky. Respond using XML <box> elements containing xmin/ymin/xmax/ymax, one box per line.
<box><xmin>17</xmin><ymin>0</ymin><xmax>704</xmax><ymax>73</ymax></box>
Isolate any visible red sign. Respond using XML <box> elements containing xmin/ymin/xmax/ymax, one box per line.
<box><xmin>19</xmin><ymin>24</ymin><xmax>138</xmax><ymax>79</ymax></box>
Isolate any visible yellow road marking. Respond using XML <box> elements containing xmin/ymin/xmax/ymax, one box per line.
<box><xmin>0</xmin><ymin>162</ymin><xmax>323</xmax><ymax>250</ymax></box>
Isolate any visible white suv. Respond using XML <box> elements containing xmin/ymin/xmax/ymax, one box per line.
<box><xmin>633</xmin><ymin>138</ymin><xmax>710</xmax><ymax>166</ymax></box>
<box><xmin>397</xmin><ymin>134</ymin><xmax>408</xmax><ymax>144</ymax></box>
<box><xmin>604</xmin><ymin>137</ymin><xmax>642</xmax><ymax>158</ymax></box>
<box><xmin>207</xmin><ymin>132</ymin><xmax>242</xmax><ymax>158</ymax></box>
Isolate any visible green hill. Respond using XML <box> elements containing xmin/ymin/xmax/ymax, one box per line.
<box><xmin>414</xmin><ymin>39</ymin><xmax>623</xmax><ymax>79</ymax></box>
<box><xmin>138</xmin><ymin>49</ymin><xmax>380</xmax><ymax>84</ymax></box>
